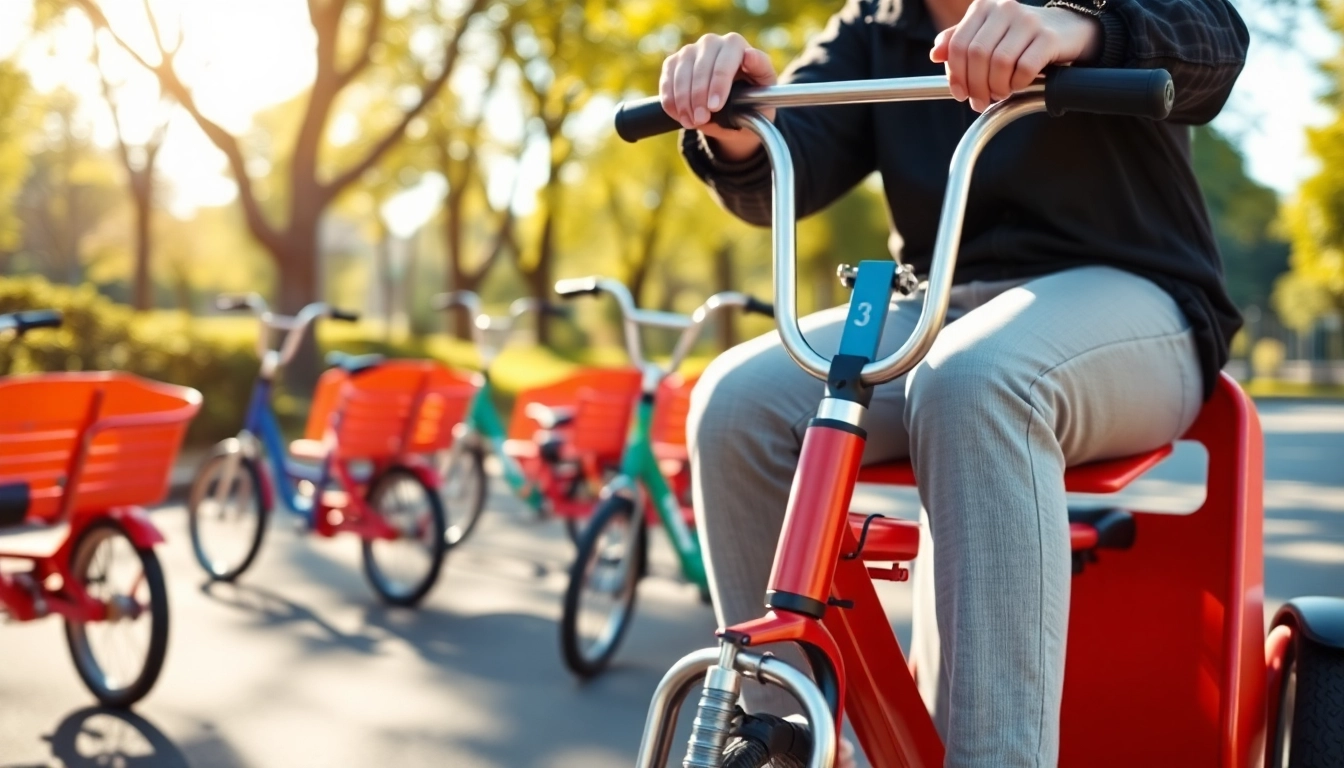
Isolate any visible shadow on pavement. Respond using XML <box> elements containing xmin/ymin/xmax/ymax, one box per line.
<box><xmin>2</xmin><ymin>706</ymin><xmax>244</xmax><ymax>768</ymax></box>
<box><xmin>199</xmin><ymin>580</ymin><xmax>380</xmax><ymax>655</ymax></box>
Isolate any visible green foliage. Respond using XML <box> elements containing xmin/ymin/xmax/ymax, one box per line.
<box><xmin>0</xmin><ymin>274</ymin><xmax>256</xmax><ymax>444</ymax></box>
<box><xmin>1191</xmin><ymin>126</ymin><xmax>1290</xmax><ymax>312</ymax></box>
<box><xmin>1274</xmin><ymin>0</ymin><xmax>1344</xmax><ymax>330</ymax></box>
<box><xmin>0</xmin><ymin>61</ymin><xmax>32</xmax><ymax>253</ymax></box>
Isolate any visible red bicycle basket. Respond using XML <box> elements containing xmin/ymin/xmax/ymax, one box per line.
<box><xmin>650</xmin><ymin>372</ymin><xmax>700</xmax><ymax>455</ymax></box>
<box><xmin>304</xmin><ymin>360</ymin><xmax>478</xmax><ymax>460</ymax></box>
<box><xmin>0</xmin><ymin>372</ymin><xmax>202</xmax><ymax>522</ymax></box>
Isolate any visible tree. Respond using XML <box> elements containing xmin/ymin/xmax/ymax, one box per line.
<box><xmin>0</xmin><ymin>62</ymin><xmax>33</xmax><ymax>267</ymax></box>
<box><xmin>1274</xmin><ymin>0</ymin><xmax>1344</xmax><ymax>331</ymax></box>
<box><xmin>91</xmin><ymin>37</ymin><xmax>172</xmax><ymax>311</ymax></box>
<box><xmin>1190</xmin><ymin>126</ymin><xmax>1289</xmax><ymax>314</ymax></box>
<box><xmin>74</xmin><ymin>0</ymin><xmax>490</xmax><ymax>382</ymax></box>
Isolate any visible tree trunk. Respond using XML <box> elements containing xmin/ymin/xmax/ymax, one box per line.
<box><xmin>131</xmin><ymin>172</ymin><xmax>153</xmax><ymax>311</ymax></box>
<box><xmin>714</xmin><ymin>242</ymin><xmax>737</xmax><ymax>351</ymax></box>
<box><xmin>444</xmin><ymin>186</ymin><xmax>475</xmax><ymax>340</ymax></box>
<box><xmin>529</xmin><ymin>198</ymin><xmax>557</xmax><ymax>346</ymax></box>
<box><xmin>275</xmin><ymin>225</ymin><xmax>322</xmax><ymax>393</ymax></box>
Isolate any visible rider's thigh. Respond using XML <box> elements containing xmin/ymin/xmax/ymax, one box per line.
<box><xmin>904</xmin><ymin>265</ymin><xmax>1202</xmax><ymax>463</ymax></box>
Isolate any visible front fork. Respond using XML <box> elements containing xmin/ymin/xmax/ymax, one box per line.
<box><xmin>635</xmin><ymin>643</ymin><xmax>837</xmax><ymax>768</ymax></box>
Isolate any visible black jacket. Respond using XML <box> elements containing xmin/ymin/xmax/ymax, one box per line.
<box><xmin>682</xmin><ymin>0</ymin><xmax>1249</xmax><ymax>397</ymax></box>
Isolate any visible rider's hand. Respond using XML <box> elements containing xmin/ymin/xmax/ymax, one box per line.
<box><xmin>660</xmin><ymin>33</ymin><xmax>777</xmax><ymax>162</ymax></box>
<box><xmin>931</xmin><ymin>0</ymin><xmax>1101</xmax><ymax>113</ymax></box>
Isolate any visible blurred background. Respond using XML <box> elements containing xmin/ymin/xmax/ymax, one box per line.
<box><xmin>1</xmin><ymin>0</ymin><xmax>1341</xmax><ymax>431</ymax></box>
<box><xmin>0</xmin><ymin>1</ymin><xmax>1342</xmax><ymax>766</ymax></box>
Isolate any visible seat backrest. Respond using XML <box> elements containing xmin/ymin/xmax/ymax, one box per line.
<box><xmin>318</xmin><ymin>360</ymin><xmax>476</xmax><ymax>460</ymax></box>
<box><xmin>507</xmin><ymin>367</ymin><xmax>642</xmax><ymax>442</ymax></box>
<box><xmin>650</xmin><ymin>372</ymin><xmax>700</xmax><ymax>448</ymax></box>
<box><xmin>0</xmin><ymin>372</ymin><xmax>200</xmax><ymax>520</ymax></box>
<box><xmin>1059</xmin><ymin>373</ymin><xmax>1265</xmax><ymax>768</ymax></box>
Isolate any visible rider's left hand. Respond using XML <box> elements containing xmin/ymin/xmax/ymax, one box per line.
<box><xmin>931</xmin><ymin>0</ymin><xmax>1102</xmax><ymax>113</ymax></box>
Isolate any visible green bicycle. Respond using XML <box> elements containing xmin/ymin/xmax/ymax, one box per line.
<box><xmin>432</xmin><ymin>292</ymin><xmax>636</xmax><ymax>546</ymax></box>
<box><xmin>554</xmin><ymin>277</ymin><xmax>772</xmax><ymax>678</ymax></box>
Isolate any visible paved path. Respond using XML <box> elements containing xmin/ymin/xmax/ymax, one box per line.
<box><xmin>1</xmin><ymin>400</ymin><xmax>1340</xmax><ymax>767</ymax></box>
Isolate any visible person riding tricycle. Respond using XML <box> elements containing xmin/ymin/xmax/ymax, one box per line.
<box><xmin>620</xmin><ymin>0</ymin><xmax>1344</xmax><ymax>765</ymax></box>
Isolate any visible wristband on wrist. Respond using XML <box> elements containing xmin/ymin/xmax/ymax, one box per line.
<box><xmin>1044</xmin><ymin>0</ymin><xmax>1106</xmax><ymax>17</ymax></box>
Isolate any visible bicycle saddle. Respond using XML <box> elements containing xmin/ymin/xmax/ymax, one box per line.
<box><xmin>325</xmin><ymin>351</ymin><xmax>385</xmax><ymax>375</ymax></box>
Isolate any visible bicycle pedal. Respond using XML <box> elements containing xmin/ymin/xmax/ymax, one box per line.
<box><xmin>867</xmin><ymin>564</ymin><xmax>909</xmax><ymax>582</ymax></box>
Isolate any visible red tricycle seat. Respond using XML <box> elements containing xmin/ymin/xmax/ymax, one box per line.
<box><xmin>0</xmin><ymin>372</ymin><xmax>201</xmax><ymax>523</ymax></box>
<box><xmin>297</xmin><ymin>360</ymin><xmax>477</xmax><ymax>461</ymax></box>
<box><xmin>857</xmin><ymin>443</ymin><xmax>1173</xmax><ymax>495</ymax></box>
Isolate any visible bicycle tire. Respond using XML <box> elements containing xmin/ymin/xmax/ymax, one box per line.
<box><xmin>64</xmin><ymin>520</ymin><xmax>170</xmax><ymax>708</ymax></box>
<box><xmin>361</xmin><ymin>467</ymin><xmax>448</xmax><ymax>607</ymax></box>
<box><xmin>559</xmin><ymin>494</ymin><xmax>645</xmax><ymax>677</ymax></box>
<box><xmin>187</xmin><ymin>449</ymin><xmax>268</xmax><ymax>581</ymax></box>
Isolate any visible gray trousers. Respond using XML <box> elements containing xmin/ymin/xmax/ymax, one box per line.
<box><xmin>687</xmin><ymin>266</ymin><xmax>1202</xmax><ymax>767</ymax></box>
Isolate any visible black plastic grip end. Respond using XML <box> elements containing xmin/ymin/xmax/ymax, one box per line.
<box><xmin>15</xmin><ymin>309</ymin><xmax>62</xmax><ymax>332</ymax></box>
<box><xmin>1044</xmin><ymin>67</ymin><xmax>1173</xmax><ymax>120</ymax></box>
<box><xmin>614</xmin><ymin>96</ymin><xmax>681</xmax><ymax>143</ymax></box>
<box><xmin>329</xmin><ymin>307</ymin><xmax>360</xmax><ymax>322</ymax></box>
<box><xmin>541</xmin><ymin>302</ymin><xmax>573</xmax><ymax>318</ymax></box>
<box><xmin>215</xmin><ymin>295</ymin><xmax>250</xmax><ymax>312</ymax></box>
<box><xmin>554</xmin><ymin>278</ymin><xmax>602</xmax><ymax>299</ymax></box>
<box><xmin>744</xmin><ymin>296</ymin><xmax>775</xmax><ymax>319</ymax></box>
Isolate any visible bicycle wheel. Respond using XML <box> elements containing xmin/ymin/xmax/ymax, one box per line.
<box><xmin>1271</xmin><ymin>632</ymin><xmax>1344</xmax><ymax>767</ymax></box>
<box><xmin>439</xmin><ymin>445</ymin><xmax>487</xmax><ymax>547</ymax></box>
<box><xmin>187</xmin><ymin>451</ymin><xmax>268</xmax><ymax>581</ymax></box>
<box><xmin>361</xmin><ymin>467</ymin><xmax>447</xmax><ymax>607</ymax></box>
<box><xmin>559</xmin><ymin>494</ymin><xmax>645</xmax><ymax>677</ymax></box>
<box><xmin>64</xmin><ymin>520</ymin><xmax>169</xmax><ymax>708</ymax></box>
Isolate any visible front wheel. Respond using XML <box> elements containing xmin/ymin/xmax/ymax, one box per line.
<box><xmin>439</xmin><ymin>445</ymin><xmax>487</xmax><ymax>548</ymax></box>
<box><xmin>187</xmin><ymin>451</ymin><xmax>268</xmax><ymax>581</ymax></box>
<box><xmin>1271</xmin><ymin>631</ymin><xmax>1344</xmax><ymax>767</ymax></box>
<box><xmin>361</xmin><ymin>467</ymin><xmax>447</xmax><ymax>607</ymax></box>
<box><xmin>559</xmin><ymin>494</ymin><xmax>645</xmax><ymax>678</ymax></box>
<box><xmin>64</xmin><ymin>520</ymin><xmax>170</xmax><ymax>708</ymax></box>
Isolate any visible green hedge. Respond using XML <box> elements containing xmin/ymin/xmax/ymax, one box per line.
<box><xmin>0</xmin><ymin>276</ymin><xmax>258</xmax><ymax>444</ymax></box>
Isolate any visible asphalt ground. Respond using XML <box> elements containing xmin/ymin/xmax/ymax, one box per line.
<box><xmin>1</xmin><ymin>399</ymin><xmax>1340</xmax><ymax>767</ymax></box>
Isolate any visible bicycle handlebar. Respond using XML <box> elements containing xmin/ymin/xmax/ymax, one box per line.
<box><xmin>212</xmin><ymin>293</ymin><xmax>356</xmax><ymax>370</ymax></box>
<box><xmin>612</xmin><ymin>68</ymin><xmax>1173</xmax><ymax>385</ymax></box>
<box><xmin>614</xmin><ymin>68</ymin><xmax>1172</xmax><ymax>143</ymax></box>
<box><xmin>0</xmin><ymin>309</ymin><xmax>63</xmax><ymax>339</ymax></box>
<box><xmin>433</xmin><ymin>290</ymin><xmax>566</xmax><ymax>366</ymax></box>
<box><xmin>556</xmin><ymin>276</ymin><xmax>770</xmax><ymax>375</ymax></box>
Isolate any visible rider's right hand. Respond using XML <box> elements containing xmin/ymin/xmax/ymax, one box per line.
<box><xmin>659</xmin><ymin>33</ymin><xmax>777</xmax><ymax>162</ymax></box>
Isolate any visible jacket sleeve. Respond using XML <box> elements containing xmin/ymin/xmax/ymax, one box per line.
<box><xmin>1089</xmin><ymin>0</ymin><xmax>1250</xmax><ymax>124</ymax></box>
<box><xmin>681</xmin><ymin>0</ymin><xmax>879</xmax><ymax>226</ymax></box>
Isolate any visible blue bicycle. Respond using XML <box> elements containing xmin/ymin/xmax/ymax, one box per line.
<box><xmin>186</xmin><ymin>295</ymin><xmax>450</xmax><ymax>606</ymax></box>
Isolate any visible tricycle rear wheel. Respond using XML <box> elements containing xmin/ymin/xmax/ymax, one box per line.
<box><xmin>1272</xmin><ymin>633</ymin><xmax>1344</xmax><ymax>767</ymax></box>
<box><xmin>64</xmin><ymin>520</ymin><xmax>169</xmax><ymax>708</ymax></box>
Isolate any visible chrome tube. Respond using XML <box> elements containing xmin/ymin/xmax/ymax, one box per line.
<box><xmin>666</xmin><ymin>291</ymin><xmax>752</xmax><ymax>374</ymax></box>
<box><xmin>744</xmin><ymin>94</ymin><xmax>1047</xmax><ymax>384</ymax></box>
<box><xmin>635</xmin><ymin>647</ymin><xmax>721</xmax><ymax>768</ymax></box>
<box><xmin>733</xmin><ymin>75</ymin><xmax>1042</xmax><ymax>110</ymax></box>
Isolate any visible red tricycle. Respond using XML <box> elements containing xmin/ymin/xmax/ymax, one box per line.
<box><xmin>431</xmin><ymin>288</ymin><xmax>645</xmax><ymax>545</ymax></box>
<box><xmin>187</xmin><ymin>295</ymin><xmax>468</xmax><ymax>606</ymax></box>
<box><xmin>617</xmin><ymin>70</ymin><xmax>1344</xmax><ymax>766</ymax></box>
<box><xmin>0</xmin><ymin>310</ymin><xmax>201</xmax><ymax>707</ymax></box>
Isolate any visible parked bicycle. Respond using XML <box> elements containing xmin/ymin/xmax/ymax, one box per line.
<box><xmin>187</xmin><ymin>295</ymin><xmax>459</xmax><ymax>606</ymax></box>
<box><xmin>554</xmin><ymin>279</ymin><xmax>772</xmax><ymax>678</ymax></box>
<box><xmin>0</xmin><ymin>310</ymin><xmax>200</xmax><ymax>707</ymax></box>
<box><xmin>618</xmin><ymin>71</ymin><xmax>1344</xmax><ymax>767</ymax></box>
<box><xmin>433</xmin><ymin>291</ymin><xmax>642</xmax><ymax>546</ymax></box>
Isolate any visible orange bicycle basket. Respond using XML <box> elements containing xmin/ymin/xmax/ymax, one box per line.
<box><xmin>507</xmin><ymin>368</ymin><xmax>642</xmax><ymax>461</ymax></box>
<box><xmin>304</xmin><ymin>360</ymin><xmax>478</xmax><ymax>461</ymax></box>
<box><xmin>0</xmin><ymin>372</ymin><xmax>202</xmax><ymax>523</ymax></box>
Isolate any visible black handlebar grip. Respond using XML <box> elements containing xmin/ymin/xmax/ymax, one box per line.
<box><xmin>554</xmin><ymin>278</ymin><xmax>602</xmax><ymax>299</ymax></box>
<box><xmin>744</xmin><ymin>297</ymin><xmax>775</xmax><ymax>319</ymax></box>
<box><xmin>614</xmin><ymin>96</ymin><xmax>681</xmax><ymax>143</ymax></box>
<box><xmin>15</xmin><ymin>309</ymin><xmax>62</xmax><ymax>332</ymax></box>
<box><xmin>329</xmin><ymin>307</ymin><xmax>360</xmax><ymax>322</ymax></box>
<box><xmin>1044</xmin><ymin>67</ymin><xmax>1173</xmax><ymax>120</ymax></box>
<box><xmin>215</xmin><ymin>295</ymin><xmax>251</xmax><ymax>312</ymax></box>
<box><xmin>541</xmin><ymin>302</ymin><xmax>573</xmax><ymax>318</ymax></box>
